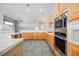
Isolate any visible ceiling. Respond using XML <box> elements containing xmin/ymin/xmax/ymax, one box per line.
<box><xmin>0</xmin><ymin>3</ymin><xmax>54</xmax><ymax>30</ymax></box>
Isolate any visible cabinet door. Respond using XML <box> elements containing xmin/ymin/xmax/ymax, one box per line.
<box><xmin>47</xmin><ymin>34</ymin><xmax>61</xmax><ymax>56</ymax></box>
<box><xmin>3</xmin><ymin>43</ymin><xmax>22</xmax><ymax>56</ymax></box>
<box><xmin>67</xmin><ymin>42</ymin><xmax>79</xmax><ymax>56</ymax></box>
<box><xmin>67</xmin><ymin>4</ymin><xmax>79</xmax><ymax>14</ymax></box>
<box><xmin>39</xmin><ymin>33</ymin><xmax>48</xmax><ymax>40</ymax></box>
<box><xmin>47</xmin><ymin>34</ymin><xmax>54</xmax><ymax>54</ymax></box>
<box><xmin>53</xmin><ymin>3</ymin><xmax>60</xmax><ymax>20</ymax></box>
<box><xmin>60</xmin><ymin>3</ymin><xmax>67</xmax><ymax>15</ymax></box>
<box><xmin>33</xmin><ymin>32</ymin><xmax>48</xmax><ymax>40</ymax></box>
<box><xmin>66</xmin><ymin>4</ymin><xmax>79</xmax><ymax>20</ymax></box>
<box><xmin>33</xmin><ymin>32</ymin><xmax>40</xmax><ymax>39</ymax></box>
<box><xmin>21</xmin><ymin>32</ymin><xmax>33</xmax><ymax>39</ymax></box>
<box><xmin>47</xmin><ymin>34</ymin><xmax>54</xmax><ymax>51</ymax></box>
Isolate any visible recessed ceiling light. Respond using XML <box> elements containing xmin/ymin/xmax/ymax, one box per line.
<box><xmin>39</xmin><ymin>9</ymin><xmax>42</xmax><ymax>12</ymax></box>
<box><xmin>26</xmin><ymin>8</ymin><xmax>30</xmax><ymax>12</ymax></box>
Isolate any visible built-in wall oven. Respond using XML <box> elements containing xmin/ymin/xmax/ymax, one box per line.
<box><xmin>55</xmin><ymin>32</ymin><xmax>67</xmax><ymax>55</ymax></box>
<box><xmin>54</xmin><ymin>12</ymin><xmax>67</xmax><ymax>56</ymax></box>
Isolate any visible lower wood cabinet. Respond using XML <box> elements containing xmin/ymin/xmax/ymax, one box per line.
<box><xmin>33</xmin><ymin>32</ymin><xmax>48</xmax><ymax>40</ymax></box>
<box><xmin>47</xmin><ymin>34</ymin><xmax>54</xmax><ymax>50</ymax></box>
<box><xmin>47</xmin><ymin>34</ymin><xmax>62</xmax><ymax>56</ymax></box>
<box><xmin>3</xmin><ymin>43</ymin><xmax>23</xmax><ymax>56</ymax></box>
<box><xmin>67</xmin><ymin>41</ymin><xmax>79</xmax><ymax>56</ymax></box>
<box><xmin>21</xmin><ymin>32</ymin><xmax>33</xmax><ymax>39</ymax></box>
<box><xmin>21</xmin><ymin>32</ymin><xmax>48</xmax><ymax>40</ymax></box>
<box><xmin>11</xmin><ymin>34</ymin><xmax>21</xmax><ymax>38</ymax></box>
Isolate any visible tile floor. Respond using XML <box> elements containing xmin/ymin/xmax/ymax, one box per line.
<box><xmin>22</xmin><ymin>40</ymin><xmax>54</xmax><ymax>56</ymax></box>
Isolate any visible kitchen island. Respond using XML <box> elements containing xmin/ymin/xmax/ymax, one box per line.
<box><xmin>0</xmin><ymin>39</ymin><xmax>23</xmax><ymax>56</ymax></box>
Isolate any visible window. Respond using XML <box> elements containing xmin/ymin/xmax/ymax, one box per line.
<box><xmin>3</xmin><ymin>15</ymin><xmax>18</xmax><ymax>32</ymax></box>
<box><xmin>4</xmin><ymin>21</ymin><xmax>14</xmax><ymax>25</ymax></box>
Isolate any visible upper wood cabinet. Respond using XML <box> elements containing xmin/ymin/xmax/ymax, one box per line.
<box><xmin>48</xmin><ymin>3</ymin><xmax>67</xmax><ymax>22</ymax></box>
<box><xmin>66</xmin><ymin>4</ymin><xmax>79</xmax><ymax>14</ymax></box>
<box><xmin>57</xmin><ymin>3</ymin><xmax>79</xmax><ymax>21</ymax></box>
<box><xmin>59</xmin><ymin>3</ymin><xmax>67</xmax><ymax>15</ymax></box>
<box><xmin>48</xmin><ymin>3</ymin><xmax>79</xmax><ymax>22</ymax></box>
<box><xmin>53</xmin><ymin>3</ymin><xmax>60</xmax><ymax>20</ymax></box>
<box><xmin>66</xmin><ymin>3</ymin><xmax>79</xmax><ymax>21</ymax></box>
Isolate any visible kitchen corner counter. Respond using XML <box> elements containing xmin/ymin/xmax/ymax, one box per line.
<box><xmin>0</xmin><ymin>39</ymin><xmax>23</xmax><ymax>56</ymax></box>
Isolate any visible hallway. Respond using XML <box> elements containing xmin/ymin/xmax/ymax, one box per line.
<box><xmin>22</xmin><ymin>40</ymin><xmax>54</xmax><ymax>56</ymax></box>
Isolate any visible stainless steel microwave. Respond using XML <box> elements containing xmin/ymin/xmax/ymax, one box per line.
<box><xmin>55</xmin><ymin>15</ymin><xmax>67</xmax><ymax>28</ymax></box>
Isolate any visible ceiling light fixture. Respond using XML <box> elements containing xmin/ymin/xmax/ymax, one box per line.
<box><xmin>39</xmin><ymin>8</ymin><xmax>42</xmax><ymax>12</ymax></box>
<box><xmin>26</xmin><ymin>8</ymin><xmax>30</xmax><ymax>12</ymax></box>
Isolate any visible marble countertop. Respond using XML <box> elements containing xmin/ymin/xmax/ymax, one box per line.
<box><xmin>20</xmin><ymin>30</ymin><xmax>48</xmax><ymax>32</ymax></box>
<box><xmin>0</xmin><ymin>39</ymin><xmax>23</xmax><ymax>56</ymax></box>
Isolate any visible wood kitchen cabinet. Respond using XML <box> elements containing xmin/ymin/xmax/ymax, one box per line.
<box><xmin>47</xmin><ymin>34</ymin><xmax>61</xmax><ymax>56</ymax></box>
<box><xmin>32</xmin><ymin>32</ymin><xmax>39</xmax><ymax>39</ymax></box>
<box><xmin>48</xmin><ymin>3</ymin><xmax>67</xmax><ymax>23</ymax></box>
<box><xmin>66</xmin><ymin>4</ymin><xmax>79</xmax><ymax>14</ymax></box>
<box><xmin>47</xmin><ymin>34</ymin><xmax>55</xmax><ymax>54</ymax></box>
<box><xmin>11</xmin><ymin>34</ymin><xmax>21</xmax><ymax>38</ymax></box>
<box><xmin>48</xmin><ymin>3</ymin><xmax>79</xmax><ymax>22</ymax></box>
<box><xmin>20</xmin><ymin>32</ymin><xmax>48</xmax><ymax>40</ymax></box>
<box><xmin>39</xmin><ymin>32</ymin><xmax>48</xmax><ymax>39</ymax></box>
<box><xmin>66</xmin><ymin>3</ymin><xmax>79</xmax><ymax>21</ymax></box>
<box><xmin>3</xmin><ymin>43</ymin><xmax>23</xmax><ymax>56</ymax></box>
<box><xmin>59</xmin><ymin>3</ymin><xmax>67</xmax><ymax>15</ymax></box>
<box><xmin>47</xmin><ymin>34</ymin><xmax>54</xmax><ymax>50</ymax></box>
<box><xmin>32</xmin><ymin>32</ymin><xmax>48</xmax><ymax>40</ymax></box>
<box><xmin>57</xmin><ymin>3</ymin><xmax>79</xmax><ymax>21</ymax></box>
<box><xmin>21</xmin><ymin>32</ymin><xmax>33</xmax><ymax>39</ymax></box>
<box><xmin>67</xmin><ymin>42</ymin><xmax>79</xmax><ymax>56</ymax></box>
<box><xmin>53</xmin><ymin>3</ymin><xmax>60</xmax><ymax>20</ymax></box>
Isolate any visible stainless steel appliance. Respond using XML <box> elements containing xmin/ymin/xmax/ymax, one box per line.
<box><xmin>55</xmin><ymin>14</ymin><xmax>67</xmax><ymax>28</ymax></box>
<box><xmin>54</xmin><ymin>12</ymin><xmax>67</xmax><ymax>56</ymax></box>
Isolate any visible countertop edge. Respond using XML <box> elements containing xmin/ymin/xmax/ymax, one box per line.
<box><xmin>0</xmin><ymin>39</ymin><xmax>23</xmax><ymax>56</ymax></box>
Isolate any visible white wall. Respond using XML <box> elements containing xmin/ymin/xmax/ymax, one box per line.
<box><xmin>0</xmin><ymin>9</ymin><xmax>15</xmax><ymax>41</ymax></box>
